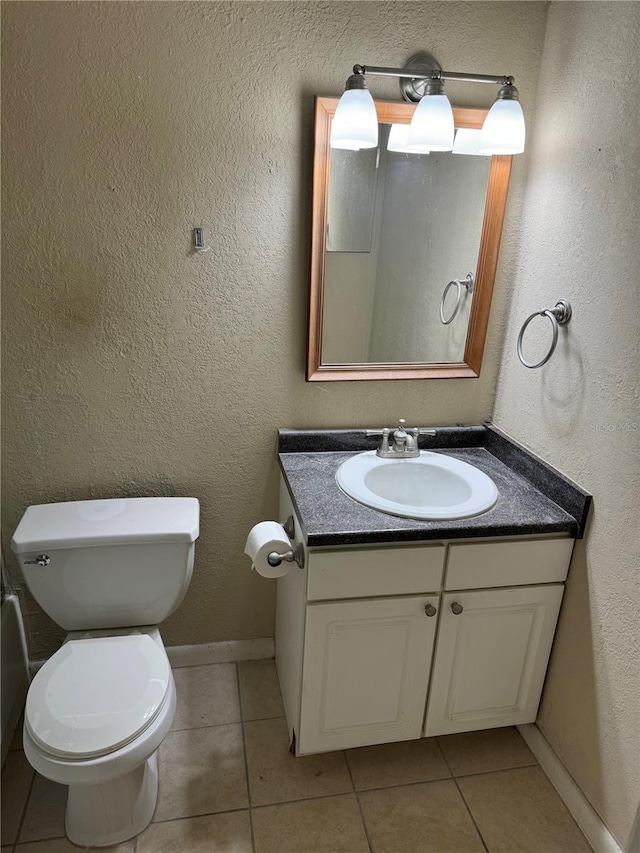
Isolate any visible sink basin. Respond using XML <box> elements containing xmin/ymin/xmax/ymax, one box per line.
<box><xmin>336</xmin><ymin>451</ymin><xmax>498</xmax><ymax>521</ymax></box>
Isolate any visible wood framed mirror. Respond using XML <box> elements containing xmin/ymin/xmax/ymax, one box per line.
<box><xmin>307</xmin><ymin>97</ymin><xmax>513</xmax><ymax>381</ymax></box>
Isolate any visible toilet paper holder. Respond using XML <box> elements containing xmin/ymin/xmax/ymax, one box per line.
<box><xmin>267</xmin><ymin>515</ymin><xmax>305</xmax><ymax>570</ymax></box>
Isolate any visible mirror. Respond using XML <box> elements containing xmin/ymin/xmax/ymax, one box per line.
<box><xmin>308</xmin><ymin>98</ymin><xmax>513</xmax><ymax>381</ymax></box>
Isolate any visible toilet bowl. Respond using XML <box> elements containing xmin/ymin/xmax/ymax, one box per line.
<box><xmin>11</xmin><ymin>496</ymin><xmax>200</xmax><ymax>846</ymax></box>
<box><xmin>23</xmin><ymin>628</ymin><xmax>176</xmax><ymax>847</ymax></box>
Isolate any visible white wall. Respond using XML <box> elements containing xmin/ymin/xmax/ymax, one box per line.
<box><xmin>492</xmin><ymin>3</ymin><xmax>640</xmax><ymax>848</ymax></box>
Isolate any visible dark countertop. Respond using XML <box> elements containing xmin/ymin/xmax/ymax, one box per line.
<box><xmin>278</xmin><ymin>426</ymin><xmax>591</xmax><ymax>547</ymax></box>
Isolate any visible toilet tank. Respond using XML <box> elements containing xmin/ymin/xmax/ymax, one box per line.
<box><xmin>11</xmin><ymin>497</ymin><xmax>200</xmax><ymax>631</ymax></box>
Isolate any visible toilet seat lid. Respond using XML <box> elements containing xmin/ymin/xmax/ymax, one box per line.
<box><xmin>26</xmin><ymin>634</ymin><xmax>171</xmax><ymax>759</ymax></box>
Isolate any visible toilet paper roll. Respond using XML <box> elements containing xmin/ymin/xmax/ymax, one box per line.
<box><xmin>244</xmin><ymin>521</ymin><xmax>294</xmax><ymax>578</ymax></box>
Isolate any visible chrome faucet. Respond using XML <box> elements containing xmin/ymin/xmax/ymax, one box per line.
<box><xmin>366</xmin><ymin>419</ymin><xmax>437</xmax><ymax>459</ymax></box>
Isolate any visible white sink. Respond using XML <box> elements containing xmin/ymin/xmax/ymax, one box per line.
<box><xmin>336</xmin><ymin>451</ymin><xmax>498</xmax><ymax>521</ymax></box>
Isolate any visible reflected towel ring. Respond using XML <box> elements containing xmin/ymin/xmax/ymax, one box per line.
<box><xmin>439</xmin><ymin>273</ymin><xmax>474</xmax><ymax>325</ymax></box>
<box><xmin>517</xmin><ymin>300</ymin><xmax>572</xmax><ymax>369</ymax></box>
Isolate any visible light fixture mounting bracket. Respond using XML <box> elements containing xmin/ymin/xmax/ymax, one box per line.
<box><xmin>399</xmin><ymin>53</ymin><xmax>442</xmax><ymax>103</ymax></box>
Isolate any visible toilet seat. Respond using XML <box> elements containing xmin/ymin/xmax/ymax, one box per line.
<box><xmin>26</xmin><ymin>634</ymin><xmax>171</xmax><ymax>760</ymax></box>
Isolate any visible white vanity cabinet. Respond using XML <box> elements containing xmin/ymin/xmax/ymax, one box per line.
<box><xmin>276</xmin><ymin>479</ymin><xmax>574</xmax><ymax>756</ymax></box>
<box><xmin>300</xmin><ymin>594</ymin><xmax>439</xmax><ymax>753</ymax></box>
<box><xmin>423</xmin><ymin>586</ymin><xmax>564</xmax><ymax>737</ymax></box>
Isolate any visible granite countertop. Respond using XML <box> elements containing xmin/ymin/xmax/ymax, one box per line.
<box><xmin>278</xmin><ymin>426</ymin><xmax>591</xmax><ymax>547</ymax></box>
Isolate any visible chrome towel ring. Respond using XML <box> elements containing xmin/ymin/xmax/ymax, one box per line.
<box><xmin>517</xmin><ymin>300</ymin><xmax>572</xmax><ymax>369</ymax></box>
<box><xmin>439</xmin><ymin>273</ymin><xmax>475</xmax><ymax>325</ymax></box>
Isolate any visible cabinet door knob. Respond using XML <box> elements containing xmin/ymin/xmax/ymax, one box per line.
<box><xmin>451</xmin><ymin>601</ymin><xmax>464</xmax><ymax>615</ymax></box>
<box><xmin>424</xmin><ymin>604</ymin><xmax>437</xmax><ymax>617</ymax></box>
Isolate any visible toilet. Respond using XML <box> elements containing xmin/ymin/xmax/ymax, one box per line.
<box><xmin>11</xmin><ymin>496</ymin><xmax>200</xmax><ymax>847</ymax></box>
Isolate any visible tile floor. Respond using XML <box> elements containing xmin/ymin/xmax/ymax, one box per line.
<box><xmin>1</xmin><ymin>660</ymin><xmax>592</xmax><ymax>853</ymax></box>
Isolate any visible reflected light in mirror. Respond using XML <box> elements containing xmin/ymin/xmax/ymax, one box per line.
<box><xmin>480</xmin><ymin>98</ymin><xmax>525</xmax><ymax>154</ymax></box>
<box><xmin>330</xmin><ymin>88</ymin><xmax>378</xmax><ymax>150</ymax></box>
<box><xmin>387</xmin><ymin>123</ymin><xmax>426</xmax><ymax>154</ymax></box>
<box><xmin>452</xmin><ymin>128</ymin><xmax>486</xmax><ymax>156</ymax></box>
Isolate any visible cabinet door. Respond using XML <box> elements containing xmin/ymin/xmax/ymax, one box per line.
<box><xmin>424</xmin><ymin>585</ymin><xmax>563</xmax><ymax>737</ymax></box>
<box><xmin>298</xmin><ymin>595</ymin><xmax>439</xmax><ymax>754</ymax></box>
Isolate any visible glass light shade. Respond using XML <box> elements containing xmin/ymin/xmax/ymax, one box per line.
<box><xmin>452</xmin><ymin>128</ymin><xmax>487</xmax><ymax>156</ymax></box>
<box><xmin>407</xmin><ymin>94</ymin><xmax>454</xmax><ymax>152</ymax></box>
<box><xmin>479</xmin><ymin>99</ymin><xmax>525</xmax><ymax>154</ymax></box>
<box><xmin>330</xmin><ymin>89</ymin><xmax>378</xmax><ymax>150</ymax></box>
<box><xmin>387</xmin><ymin>123</ymin><xmax>423</xmax><ymax>154</ymax></box>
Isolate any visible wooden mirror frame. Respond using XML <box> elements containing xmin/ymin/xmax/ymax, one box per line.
<box><xmin>307</xmin><ymin>97</ymin><xmax>513</xmax><ymax>381</ymax></box>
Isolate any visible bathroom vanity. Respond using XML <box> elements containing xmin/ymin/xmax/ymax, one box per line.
<box><xmin>274</xmin><ymin>425</ymin><xmax>590</xmax><ymax>756</ymax></box>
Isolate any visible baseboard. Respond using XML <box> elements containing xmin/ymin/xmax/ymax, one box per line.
<box><xmin>166</xmin><ymin>637</ymin><xmax>275</xmax><ymax>667</ymax></box>
<box><xmin>517</xmin><ymin>724</ymin><xmax>622</xmax><ymax>853</ymax></box>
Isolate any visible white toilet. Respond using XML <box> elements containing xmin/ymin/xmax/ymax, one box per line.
<box><xmin>11</xmin><ymin>496</ymin><xmax>200</xmax><ymax>847</ymax></box>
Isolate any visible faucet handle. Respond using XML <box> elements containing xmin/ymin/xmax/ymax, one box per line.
<box><xmin>366</xmin><ymin>428</ymin><xmax>391</xmax><ymax>457</ymax></box>
<box><xmin>407</xmin><ymin>427</ymin><xmax>437</xmax><ymax>442</ymax></box>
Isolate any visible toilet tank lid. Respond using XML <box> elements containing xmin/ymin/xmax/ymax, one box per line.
<box><xmin>11</xmin><ymin>497</ymin><xmax>200</xmax><ymax>553</ymax></box>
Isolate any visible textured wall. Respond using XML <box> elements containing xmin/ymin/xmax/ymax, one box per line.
<box><xmin>1</xmin><ymin>1</ymin><xmax>548</xmax><ymax>656</ymax></box>
<box><xmin>492</xmin><ymin>3</ymin><xmax>640</xmax><ymax>847</ymax></box>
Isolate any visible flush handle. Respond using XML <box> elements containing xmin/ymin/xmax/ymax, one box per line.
<box><xmin>451</xmin><ymin>601</ymin><xmax>464</xmax><ymax>615</ymax></box>
<box><xmin>424</xmin><ymin>604</ymin><xmax>437</xmax><ymax>617</ymax></box>
<box><xmin>24</xmin><ymin>554</ymin><xmax>50</xmax><ymax>567</ymax></box>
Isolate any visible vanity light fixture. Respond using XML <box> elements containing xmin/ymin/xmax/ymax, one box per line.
<box><xmin>479</xmin><ymin>82</ymin><xmax>525</xmax><ymax>154</ymax></box>
<box><xmin>330</xmin><ymin>70</ymin><xmax>378</xmax><ymax>150</ymax></box>
<box><xmin>332</xmin><ymin>53</ymin><xmax>525</xmax><ymax>155</ymax></box>
<box><xmin>407</xmin><ymin>78</ymin><xmax>454</xmax><ymax>152</ymax></box>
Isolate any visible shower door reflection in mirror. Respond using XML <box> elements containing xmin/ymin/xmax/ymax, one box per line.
<box><xmin>308</xmin><ymin>98</ymin><xmax>513</xmax><ymax>381</ymax></box>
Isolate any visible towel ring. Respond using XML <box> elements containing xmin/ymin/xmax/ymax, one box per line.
<box><xmin>517</xmin><ymin>300</ymin><xmax>572</xmax><ymax>369</ymax></box>
<box><xmin>439</xmin><ymin>273</ymin><xmax>475</xmax><ymax>325</ymax></box>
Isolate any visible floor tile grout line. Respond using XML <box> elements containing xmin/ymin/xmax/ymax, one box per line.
<box><xmin>236</xmin><ymin>658</ymin><xmax>244</xmax><ymax>714</ymax></box>
<box><xmin>250</xmin><ymin>788</ymin><xmax>359</xmax><ymax>811</ymax></box>
<box><xmin>434</xmin><ymin>739</ymin><xmax>490</xmax><ymax>853</ymax></box>
<box><xmin>170</xmin><ymin>713</ymin><xmax>286</xmax><ymax>734</ymax></box>
<box><xmin>150</xmin><ymin>805</ymin><xmax>253</xmax><ymax>828</ymax></box>
<box><xmin>169</xmin><ymin>720</ymin><xmax>243</xmax><ymax>733</ymax></box>
<box><xmin>236</xmin><ymin>662</ymin><xmax>256</xmax><ymax>853</ymax></box>
<box><xmin>454</xmin><ymin>779</ymin><xmax>493</xmax><ymax>853</ymax></box>
<box><xmin>344</xmin><ymin>752</ymin><xmax>373</xmax><ymax>853</ymax></box>
<box><xmin>451</xmin><ymin>759</ymin><xmax>539</xmax><ymax>779</ymax></box>
<box><xmin>12</xmin><ymin>766</ymin><xmax>36</xmax><ymax>848</ymax></box>
<box><xmin>240</xmin><ymin>714</ymin><xmax>286</xmax><ymax>725</ymax></box>
<box><xmin>147</xmin><ymin>789</ymin><xmax>374</xmax><ymax>823</ymax></box>
<box><xmin>350</xmin><ymin>771</ymin><xmax>452</xmax><ymax>794</ymax></box>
